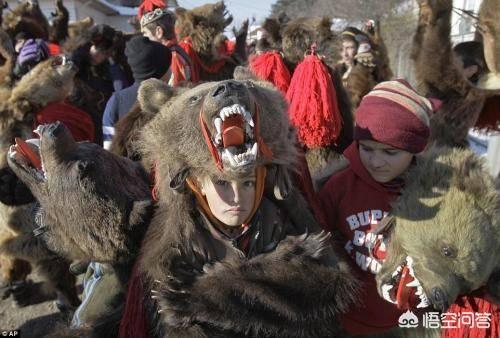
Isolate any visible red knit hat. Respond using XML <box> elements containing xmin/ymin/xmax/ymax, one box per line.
<box><xmin>354</xmin><ymin>79</ymin><xmax>441</xmax><ymax>153</ymax></box>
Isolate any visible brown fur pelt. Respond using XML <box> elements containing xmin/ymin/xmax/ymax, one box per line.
<box><xmin>281</xmin><ymin>17</ymin><xmax>338</xmax><ymax>69</ymax></box>
<box><xmin>144</xmin><ymin>229</ymin><xmax>357</xmax><ymax>337</ymax></box>
<box><xmin>8</xmin><ymin>123</ymin><xmax>153</xmax><ymax>265</ymax></box>
<box><xmin>8</xmin><ymin>58</ymin><xmax>77</xmax><ymax>121</ymax></box>
<box><xmin>48</xmin><ymin>0</ymin><xmax>69</xmax><ymax>44</ymax></box>
<box><xmin>2</xmin><ymin>0</ymin><xmax>49</xmax><ymax>40</ymax></box>
<box><xmin>175</xmin><ymin>1</ymin><xmax>248</xmax><ymax>81</ymax></box>
<box><xmin>377</xmin><ymin>144</ymin><xmax>499</xmax><ymax>311</ymax></box>
<box><xmin>412</xmin><ymin>0</ymin><xmax>499</xmax><ymax>147</ymax></box>
<box><xmin>64</xmin><ymin>17</ymin><xmax>94</xmax><ymax>51</ymax></box>
<box><xmin>345</xmin><ymin>63</ymin><xmax>378</xmax><ymax>110</ymax></box>
<box><xmin>0</xmin><ymin>28</ymin><xmax>14</xmax><ymax>87</ymax></box>
<box><xmin>479</xmin><ymin>0</ymin><xmax>500</xmax><ymax>73</ymax></box>
<box><xmin>110</xmin><ymin>103</ymin><xmax>154</xmax><ymax>161</ymax></box>
<box><xmin>135</xmin><ymin>79</ymin><xmax>358</xmax><ymax>337</ymax></box>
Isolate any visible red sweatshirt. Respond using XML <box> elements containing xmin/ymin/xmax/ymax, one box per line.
<box><xmin>318</xmin><ymin>142</ymin><xmax>404</xmax><ymax>335</ymax></box>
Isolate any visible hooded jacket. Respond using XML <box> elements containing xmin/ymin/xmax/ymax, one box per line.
<box><xmin>318</xmin><ymin>141</ymin><xmax>404</xmax><ymax>335</ymax></box>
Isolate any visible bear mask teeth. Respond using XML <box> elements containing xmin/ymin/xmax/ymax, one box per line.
<box><xmin>214</xmin><ymin>104</ymin><xmax>258</xmax><ymax>169</ymax></box>
<box><xmin>381</xmin><ymin>255</ymin><xmax>430</xmax><ymax>310</ymax></box>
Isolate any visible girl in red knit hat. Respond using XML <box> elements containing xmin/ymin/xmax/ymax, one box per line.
<box><xmin>318</xmin><ymin>79</ymin><xmax>441</xmax><ymax>335</ymax></box>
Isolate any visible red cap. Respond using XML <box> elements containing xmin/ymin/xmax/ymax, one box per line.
<box><xmin>354</xmin><ymin>79</ymin><xmax>441</xmax><ymax>153</ymax></box>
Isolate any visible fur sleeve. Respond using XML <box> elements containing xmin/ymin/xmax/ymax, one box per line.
<box><xmin>411</xmin><ymin>0</ymin><xmax>469</xmax><ymax>97</ymax></box>
<box><xmin>153</xmin><ymin>232</ymin><xmax>358</xmax><ymax>337</ymax></box>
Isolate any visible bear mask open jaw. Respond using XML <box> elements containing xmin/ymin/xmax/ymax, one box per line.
<box><xmin>8</xmin><ymin>136</ymin><xmax>46</xmax><ymax>182</ymax></box>
<box><xmin>210</xmin><ymin>103</ymin><xmax>258</xmax><ymax>169</ymax></box>
<box><xmin>380</xmin><ymin>256</ymin><xmax>430</xmax><ymax>310</ymax></box>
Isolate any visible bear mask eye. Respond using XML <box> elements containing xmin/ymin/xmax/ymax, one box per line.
<box><xmin>188</xmin><ymin>95</ymin><xmax>201</xmax><ymax>105</ymax></box>
<box><xmin>441</xmin><ymin>245</ymin><xmax>457</xmax><ymax>258</ymax></box>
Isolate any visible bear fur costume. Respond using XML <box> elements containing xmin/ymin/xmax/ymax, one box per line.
<box><xmin>174</xmin><ymin>1</ymin><xmax>249</xmax><ymax>82</ymax></box>
<box><xmin>121</xmin><ymin>78</ymin><xmax>358</xmax><ymax>337</ymax></box>
<box><xmin>8</xmin><ymin>120</ymin><xmax>153</xmax><ymax>267</ymax></box>
<box><xmin>48</xmin><ymin>0</ymin><xmax>69</xmax><ymax>45</ymax></box>
<box><xmin>2</xmin><ymin>0</ymin><xmax>49</xmax><ymax>40</ymax></box>
<box><xmin>412</xmin><ymin>0</ymin><xmax>499</xmax><ymax>148</ymax></box>
<box><xmin>237</xmin><ymin>16</ymin><xmax>354</xmax><ymax>189</ymax></box>
<box><xmin>376</xmin><ymin>144</ymin><xmax>499</xmax><ymax>336</ymax></box>
<box><xmin>0</xmin><ymin>33</ymin><xmax>79</xmax><ymax>309</ymax></box>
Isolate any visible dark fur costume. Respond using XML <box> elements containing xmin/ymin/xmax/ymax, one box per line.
<box><xmin>412</xmin><ymin>0</ymin><xmax>499</xmax><ymax>147</ymax></box>
<box><xmin>2</xmin><ymin>0</ymin><xmax>49</xmax><ymax>40</ymax></box>
<box><xmin>132</xmin><ymin>79</ymin><xmax>358</xmax><ymax>337</ymax></box>
<box><xmin>48</xmin><ymin>0</ymin><xmax>69</xmax><ymax>44</ymax></box>
<box><xmin>174</xmin><ymin>1</ymin><xmax>248</xmax><ymax>81</ymax></box>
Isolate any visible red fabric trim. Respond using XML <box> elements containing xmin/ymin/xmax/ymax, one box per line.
<box><xmin>199</xmin><ymin>106</ymin><xmax>223</xmax><ymax>171</ymax></box>
<box><xmin>47</xmin><ymin>42</ymin><xmax>60</xmax><ymax>56</ymax></box>
<box><xmin>178</xmin><ymin>37</ymin><xmax>227</xmax><ymax>83</ymax></box>
<box><xmin>119</xmin><ymin>260</ymin><xmax>150</xmax><ymax>338</ymax></box>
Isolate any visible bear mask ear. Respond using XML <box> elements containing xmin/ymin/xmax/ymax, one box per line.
<box><xmin>138</xmin><ymin>79</ymin><xmax>178</xmax><ymax>115</ymax></box>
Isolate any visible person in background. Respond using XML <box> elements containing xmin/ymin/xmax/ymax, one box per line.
<box><xmin>140</xmin><ymin>8</ymin><xmax>192</xmax><ymax>85</ymax></box>
<box><xmin>102</xmin><ymin>36</ymin><xmax>171</xmax><ymax>149</ymax></box>
<box><xmin>70</xmin><ymin>24</ymin><xmax>130</xmax><ymax>97</ymax></box>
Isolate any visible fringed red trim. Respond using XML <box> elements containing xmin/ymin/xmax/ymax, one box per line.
<box><xmin>442</xmin><ymin>290</ymin><xmax>499</xmax><ymax>338</ymax></box>
<box><xmin>286</xmin><ymin>54</ymin><xmax>342</xmax><ymax>148</ymax></box>
<box><xmin>249</xmin><ymin>51</ymin><xmax>291</xmax><ymax>94</ymax></box>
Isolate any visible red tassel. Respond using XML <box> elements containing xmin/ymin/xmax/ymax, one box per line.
<box><xmin>286</xmin><ymin>54</ymin><xmax>342</xmax><ymax>148</ymax></box>
<box><xmin>138</xmin><ymin>0</ymin><xmax>167</xmax><ymax>18</ymax></box>
<box><xmin>249</xmin><ymin>51</ymin><xmax>291</xmax><ymax>95</ymax></box>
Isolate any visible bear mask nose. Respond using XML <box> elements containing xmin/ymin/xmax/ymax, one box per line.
<box><xmin>211</xmin><ymin>81</ymin><xmax>244</xmax><ymax>98</ymax></box>
<box><xmin>430</xmin><ymin>287</ymin><xmax>448</xmax><ymax>312</ymax></box>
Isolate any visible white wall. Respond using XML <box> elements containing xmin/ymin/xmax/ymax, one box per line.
<box><xmin>451</xmin><ymin>0</ymin><xmax>483</xmax><ymax>44</ymax></box>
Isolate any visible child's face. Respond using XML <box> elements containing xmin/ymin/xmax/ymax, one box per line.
<box><xmin>358</xmin><ymin>140</ymin><xmax>414</xmax><ymax>183</ymax></box>
<box><xmin>198</xmin><ymin>173</ymin><xmax>256</xmax><ymax>226</ymax></box>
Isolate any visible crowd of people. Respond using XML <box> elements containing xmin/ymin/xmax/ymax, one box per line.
<box><xmin>0</xmin><ymin>0</ymin><xmax>498</xmax><ymax>337</ymax></box>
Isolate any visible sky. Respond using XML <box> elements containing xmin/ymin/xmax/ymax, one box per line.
<box><xmin>176</xmin><ymin>0</ymin><xmax>274</xmax><ymax>31</ymax></box>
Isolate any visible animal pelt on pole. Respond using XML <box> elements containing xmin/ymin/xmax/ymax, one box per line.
<box><xmin>132</xmin><ymin>79</ymin><xmax>358</xmax><ymax>337</ymax></box>
<box><xmin>412</xmin><ymin>0</ymin><xmax>499</xmax><ymax>147</ymax></box>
